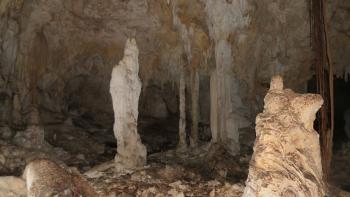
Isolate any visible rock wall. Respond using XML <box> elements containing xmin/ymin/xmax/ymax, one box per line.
<box><xmin>329</xmin><ymin>0</ymin><xmax>350</xmax><ymax>79</ymax></box>
<box><xmin>0</xmin><ymin>0</ymin><xmax>347</xmax><ymax>149</ymax></box>
<box><xmin>0</xmin><ymin>0</ymin><xmax>182</xmax><ymax>128</ymax></box>
<box><xmin>243</xmin><ymin>76</ymin><xmax>325</xmax><ymax>197</ymax></box>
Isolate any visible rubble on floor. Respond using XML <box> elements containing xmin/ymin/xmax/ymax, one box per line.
<box><xmin>88</xmin><ymin>162</ymin><xmax>245</xmax><ymax>197</ymax></box>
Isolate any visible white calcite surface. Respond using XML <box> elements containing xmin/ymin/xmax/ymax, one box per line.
<box><xmin>205</xmin><ymin>0</ymin><xmax>250</xmax><ymax>155</ymax></box>
<box><xmin>110</xmin><ymin>38</ymin><xmax>147</xmax><ymax>170</ymax></box>
<box><xmin>243</xmin><ymin>76</ymin><xmax>325</xmax><ymax>197</ymax></box>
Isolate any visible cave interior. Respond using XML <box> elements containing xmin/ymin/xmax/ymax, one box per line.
<box><xmin>0</xmin><ymin>0</ymin><xmax>349</xmax><ymax>196</ymax></box>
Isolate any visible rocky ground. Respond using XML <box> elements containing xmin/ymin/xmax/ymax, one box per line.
<box><xmin>0</xmin><ymin>119</ymin><xmax>349</xmax><ymax>196</ymax></box>
<box><xmin>88</xmin><ymin>154</ymin><xmax>247</xmax><ymax>197</ymax></box>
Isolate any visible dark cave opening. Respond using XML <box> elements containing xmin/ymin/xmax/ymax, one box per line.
<box><xmin>333</xmin><ymin>76</ymin><xmax>350</xmax><ymax>143</ymax></box>
<box><xmin>307</xmin><ymin>75</ymin><xmax>350</xmax><ymax>148</ymax></box>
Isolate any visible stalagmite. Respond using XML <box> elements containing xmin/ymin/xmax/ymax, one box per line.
<box><xmin>110</xmin><ymin>38</ymin><xmax>146</xmax><ymax>170</ymax></box>
<box><xmin>190</xmin><ymin>68</ymin><xmax>199</xmax><ymax>147</ymax></box>
<box><xmin>177</xmin><ymin>66</ymin><xmax>187</xmax><ymax>151</ymax></box>
<box><xmin>243</xmin><ymin>76</ymin><xmax>326</xmax><ymax>197</ymax></box>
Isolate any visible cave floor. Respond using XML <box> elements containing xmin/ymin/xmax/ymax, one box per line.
<box><xmin>87</xmin><ymin>150</ymin><xmax>247</xmax><ymax>197</ymax></box>
<box><xmin>1</xmin><ymin>118</ymin><xmax>350</xmax><ymax>196</ymax></box>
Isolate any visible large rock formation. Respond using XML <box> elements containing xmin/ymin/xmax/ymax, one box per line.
<box><xmin>243</xmin><ymin>76</ymin><xmax>325</xmax><ymax>197</ymax></box>
<box><xmin>23</xmin><ymin>159</ymin><xmax>97</xmax><ymax>197</ymax></box>
<box><xmin>110</xmin><ymin>38</ymin><xmax>146</xmax><ymax>170</ymax></box>
<box><xmin>0</xmin><ymin>176</ymin><xmax>26</xmax><ymax>197</ymax></box>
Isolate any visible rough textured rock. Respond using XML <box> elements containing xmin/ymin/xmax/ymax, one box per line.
<box><xmin>13</xmin><ymin>126</ymin><xmax>44</xmax><ymax>149</ymax></box>
<box><xmin>243</xmin><ymin>76</ymin><xmax>325</xmax><ymax>197</ymax></box>
<box><xmin>110</xmin><ymin>38</ymin><xmax>146</xmax><ymax>170</ymax></box>
<box><xmin>23</xmin><ymin>159</ymin><xmax>97</xmax><ymax>197</ymax></box>
<box><xmin>0</xmin><ymin>137</ymin><xmax>72</xmax><ymax>175</ymax></box>
<box><xmin>0</xmin><ymin>176</ymin><xmax>26</xmax><ymax>197</ymax></box>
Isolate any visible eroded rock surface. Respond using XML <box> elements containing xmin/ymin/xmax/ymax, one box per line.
<box><xmin>0</xmin><ymin>176</ymin><xmax>26</xmax><ymax>197</ymax></box>
<box><xmin>110</xmin><ymin>38</ymin><xmax>146</xmax><ymax>170</ymax></box>
<box><xmin>243</xmin><ymin>76</ymin><xmax>325</xmax><ymax>197</ymax></box>
<box><xmin>23</xmin><ymin>159</ymin><xmax>97</xmax><ymax>197</ymax></box>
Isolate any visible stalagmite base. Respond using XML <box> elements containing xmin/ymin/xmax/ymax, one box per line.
<box><xmin>110</xmin><ymin>38</ymin><xmax>146</xmax><ymax>171</ymax></box>
<box><xmin>243</xmin><ymin>76</ymin><xmax>325</xmax><ymax>197</ymax></box>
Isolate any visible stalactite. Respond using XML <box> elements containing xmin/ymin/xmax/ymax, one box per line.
<box><xmin>190</xmin><ymin>67</ymin><xmax>199</xmax><ymax>147</ymax></box>
<box><xmin>29</xmin><ymin>31</ymin><xmax>47</xmax><ymax>110</ymax></box>
<box><xmin>204</xmin><ymin>0</ymin><xmax>250</xmax><ymax>155</ymax></box>
<box><xmin>210</xmin><ymin>70</ymin><xmax>219</xmax><ymax>144</ymax></box>
<box><xmin>177</xmin><ymin>66</ymin><xmax>187</xmax><ymax>151</ymax></box>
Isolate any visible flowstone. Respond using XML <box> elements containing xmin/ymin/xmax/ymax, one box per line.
<box><xmin>110</xmin><ymin>38</ymin><xmax>146</xmax><ymax>171</ymax></box>
<box><xmin>243</xmin><ymin>76</ymin><xmax>325</xmax><ymax>197</ymax></box>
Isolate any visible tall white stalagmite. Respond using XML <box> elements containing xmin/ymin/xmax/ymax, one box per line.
<box><xmin>177</xmin><ymin>66</ymin><xmax>187</xmax><ymax>151</ymax></box>
<box><xmin>243</xmin><ymin>76</ymin><xmax>325</xmax><ymax>197</ymax></box>
<box><xmin>110</xmin><ymin>38</ymin><xmax>146</xmax><ymax>170</ymax></box>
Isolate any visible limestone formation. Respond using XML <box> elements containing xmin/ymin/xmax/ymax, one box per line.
<box><xmin>190</xmin><ymin>68</ymin><xmax>199</xmax><ymax>147</ymax></box>
<box><xmin>0</xmin><ymin>0</ymin><xmax>331</xmax><ymax>137</ymax></box>
<box><xmin>243</xmin><ymin>76</ymin><xmax>325</xmax><ymax>197</ymax></box>
<box><xmin>23</xmin><ymin>159</ymin><xmax>98</xmax><ymax>197</ymax></box>
<box><xmin>210</xmin><ymin>71</ymin><xmax>219</xmax><ymax>144</ymax></box>
<box><xmin>177</xmin><ymin>67</ymin><xmax>187</xmax><ymax>151</ymax></box>
<box><xmin>0</xmin><ymin>176</ymin><xmax>26</xmax><ymax>197</ymax></box>
<box><xmin>110</xmin><ymin>38</ymin><xmax>147</xmax><ymax>170</ymax></box>
<box><xmin>206</xmin><ymin>0</ymin><xmax>250</xmax><ymax>155</ymax></box>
